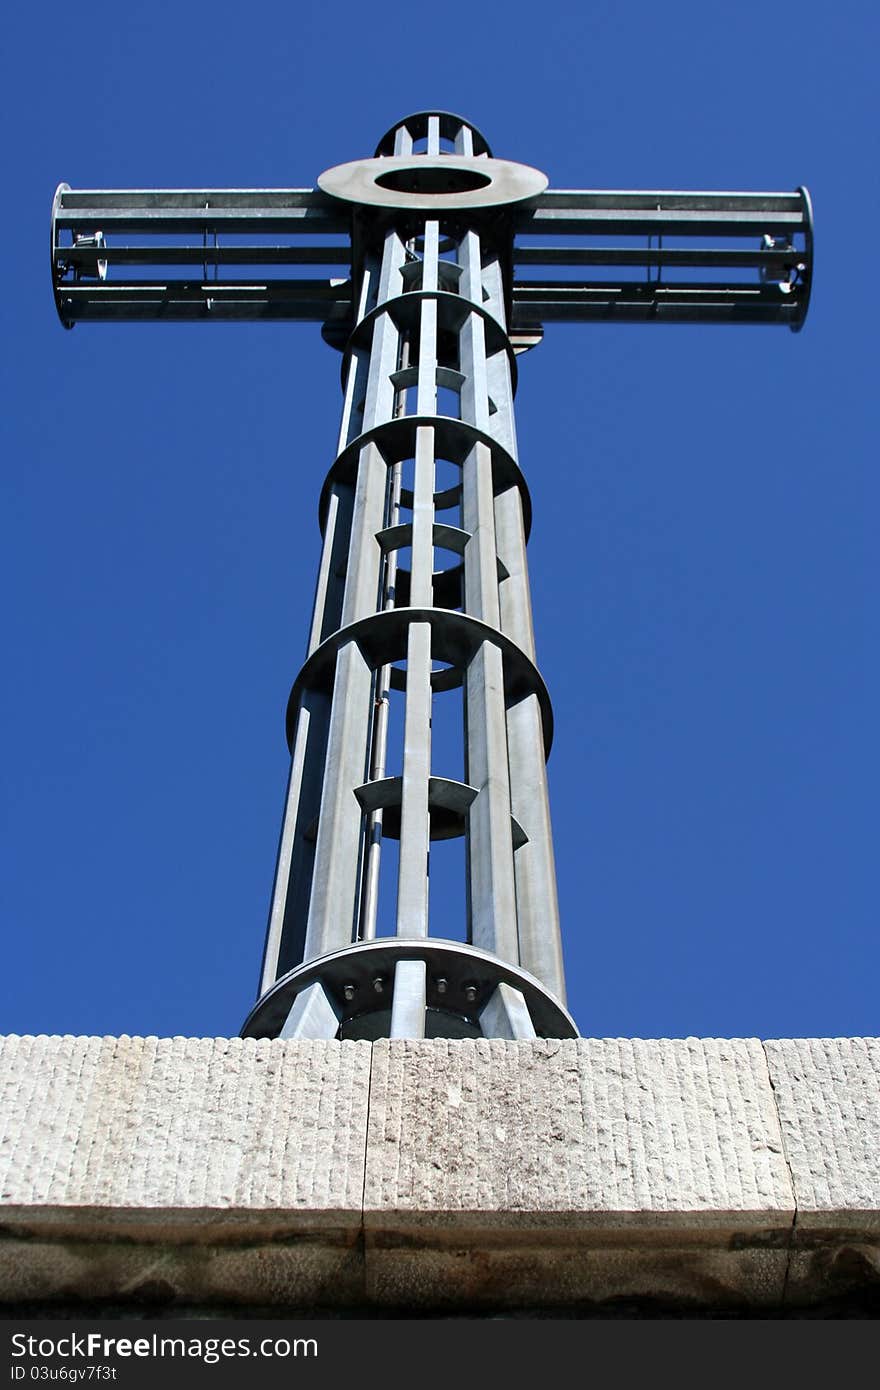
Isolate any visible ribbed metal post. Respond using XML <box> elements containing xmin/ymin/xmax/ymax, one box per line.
<box><xmin>244</xmin><ymin>112</ymin><xmax>577</xmax><ymax>1041</ymax></box>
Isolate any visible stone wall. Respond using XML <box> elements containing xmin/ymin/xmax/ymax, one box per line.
<box><xmin>1</xmin><ymin>1036</ymin><xmax>878</xmax><ymax>1313</ymax></box>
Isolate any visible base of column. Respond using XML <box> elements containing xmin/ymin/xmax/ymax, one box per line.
<box><xmin>241</xmin><ymin>938</ymin><xmax>579</xmax><ymax>1041</ymax></box>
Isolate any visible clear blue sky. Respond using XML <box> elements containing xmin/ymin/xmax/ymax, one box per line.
<box><xmin>2</xmin><ymin>0</ymin><xmax>876</xmax><ymax>1042</ymax></box>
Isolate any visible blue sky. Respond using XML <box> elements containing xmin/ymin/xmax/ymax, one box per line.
<box><xmin>2</xmin><ymin>0</ymin><xmax>876</xmax><ymax>1042</ymax></box>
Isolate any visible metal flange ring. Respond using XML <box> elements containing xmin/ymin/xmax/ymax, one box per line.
<box><xmin>241</xmin><ymin>939</ymin><xmax>579</xmax><ymax>1040</ymax></box>
<box><xmin>318</xmin><ymin>156</ymin><xmax>547</xmax><ymax>212</ymax></box>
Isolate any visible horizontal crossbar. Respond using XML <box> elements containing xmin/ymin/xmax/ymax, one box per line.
<box><xmin>55</xmin><ymin>281</ymin><xmax>352</xmax><ymax>324</ymax></box>
<box><xmin>51</xmin><ymin>183</ymin><xmax>812</xmax><ymax>330</ymax></box>
<box><xmin>514</xmin><ymin>188</ymin><xmax>809</xmax><ymax>238</ymax></box>
<box><xmin>514</xmin><ymin>246</ymin><xmax>803</xmax><ymax>269</ymax></box>
<box><xmin>57</xmin><ymin>244</ymin><xmax>351</xmax><ymax>267</ymax></box>
<box><xmin>511</xmin><ymin>282</ymin><xmax>804</xmax><ymax>326</ymax></box>
<box><xmin>54</xmin><ymin>187</ymin><xmax>348</xmax><ymax>236</ymax></box>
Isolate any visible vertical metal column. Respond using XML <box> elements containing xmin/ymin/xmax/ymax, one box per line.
<box><xmin>242</xmin><ymin>112</ymin><xmax>577</xmax><ymax>1043</ymax></box>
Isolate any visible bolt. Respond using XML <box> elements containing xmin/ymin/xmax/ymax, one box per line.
<box><xmin>343</xmin><ymin>983</ymin><xmax>356</xmax><ymax>1002</ymax></box>
<box><xmin>464</xmin><ymin>984</ymin><xmax>478</xmax><ymax>1004</ymax></box>
<box><xmin>435</xmin><ymin>977</ymin><xmax>448</xmax><ymax>996</ymax></box>
<box><xmin>372</xmin><ymin>976</ymin><xmax>385</xmax><ymax>994</ymax></box>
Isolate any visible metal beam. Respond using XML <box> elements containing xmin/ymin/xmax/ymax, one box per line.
<box><xmin>52</xmin><ymin>181</ymin><xmax>811</xmax><ymax>331</ymax></box>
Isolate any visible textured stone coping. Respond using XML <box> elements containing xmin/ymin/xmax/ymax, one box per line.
<box><xmin>1</xmin><ymin>1035</ymin><xmax>877</xmax><ymax>1313</ymax></box>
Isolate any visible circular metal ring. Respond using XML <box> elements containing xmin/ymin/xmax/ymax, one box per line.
<box><xmin>374</xmin><ymin>112</ymin><xmax>493</xmax><ymax>158</ymax></box>
<box><xmin>50</xmin><ymin>183</ymin><xmax>75</xmax><ymax>331</ymax></box>
<box><xmin>241</xmin><ymin>939</ymin><xmax>579</xmax><ymax>1040</ymax></box>
<box><xmin>318</xmin><ymin>156</ymin><xmax>547</xmax><ymax>212</ymax></box>
<box><xmin>318</xmin><ymin>416</ymin><xmax>532</xmax><ymax>541</ymax></box>
<box><xmin>286</xmin><ymin>607</ymin><xmax>554</xmax><ymax>757</ymax></box>
<box><xmin>791</xmin><ymin>185</ymin><xmax>814</xmax><ymax>335</ymax></box>
<box><xmin>339</xmin><ymin>289</ymin><xmax>518</xmax><ymax>395</ymax></box>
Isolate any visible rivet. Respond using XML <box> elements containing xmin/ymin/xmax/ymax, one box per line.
<box><xmin>435</xmin><ymin>977</ymin><xmax>448</xmax><ymax>995</ymax></box>
<box><xmin>372</xmin><ymin>976</ymin><xmax>385</xmax><ymax>994</ymax></box>
<box><xmin>343</xmin><ymin>983</ymin><xmax>356</xmax><ymax>1002</ymax></box>
<box><xmin>464</xmin><ymin>984</ymin><xmax>478</xmax><ymax>1004</ymax></box>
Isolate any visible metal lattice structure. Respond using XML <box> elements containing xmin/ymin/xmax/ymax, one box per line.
<box><xmin>52</xmin><ymin>111</ymin><xmax>812</xmax><ymax>1041</ymax></box>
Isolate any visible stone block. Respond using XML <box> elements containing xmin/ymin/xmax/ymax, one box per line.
<box><xmin>362</xmin><ymin>1038</ymin><xmax>794</xmax><ymax>1309</ymax></box>
<box><xmin>764</xmin><ymin>1037</ymin><xmax>880</xmax><ymax>1310</ymax></box>
<box><xmin>0</xmin><ymin>1035</ymin><xmax>371</xmax><ymax>1307</ymax></box>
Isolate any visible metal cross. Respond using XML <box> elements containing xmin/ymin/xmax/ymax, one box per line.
<box><xmin>51</xmin><ymin>110</ymin><xmax>812</xmax><ymax>1041</ymax></box>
